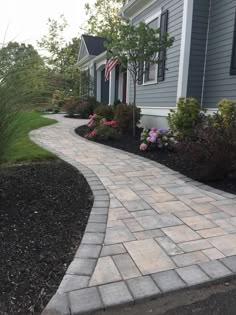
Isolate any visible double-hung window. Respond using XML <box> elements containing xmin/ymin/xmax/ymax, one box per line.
<box><xmin>230</xmin><ymin>13</ymin><xmax>236</xmax><ymax>75</ymax></box>
<box><xmin>143</xmin><ymin>13</ymin><xmax>161</xmax><ymax>84</ymax></box>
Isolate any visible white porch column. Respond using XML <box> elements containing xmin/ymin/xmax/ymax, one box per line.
<box><xmin>96</xmin><ymin>70</ymin><xmax>102</xmax><ymax>102</ymax></box>
<box><xmin>118</xmin><ymin>70</ymin><xmax>123</xmax><ymax>101</ymax></box>
<box><xmin>109</xmin><ymin>67</ymin><xmax>116</xmax><ymax>105</ymax></box>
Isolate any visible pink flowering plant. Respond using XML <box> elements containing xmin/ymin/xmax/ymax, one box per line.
<box><xmin>140</xmin><ymin>128</ymin><xmax>177</xmax><ymax>151</ymax></box>
<box><xmin>85</xmin><ymin>114</ymin><xmax>120</xmax><ymax>140</ymax></box>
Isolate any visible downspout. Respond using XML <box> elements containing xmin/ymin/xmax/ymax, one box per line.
<box><xmin>200</xmin><ymin>0</ymin><xmax>212</xmax><ymax>109</ymax></box>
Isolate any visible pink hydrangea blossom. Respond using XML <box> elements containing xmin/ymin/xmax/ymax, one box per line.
<box><xmin>140</xmin><ymin>143</ymin><xmax>148</xmax><ymax>151</ymax></box>
<box><xmin>162</xmin><ymin>136</ymin><xmax>168</xmax><ymax>141</ymax></box>
<box><xmin>104</xmin><ymin>120</ymin><xmax>117</xmax><ymax>127</ymax></box>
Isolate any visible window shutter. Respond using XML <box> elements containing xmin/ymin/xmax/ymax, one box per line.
<box><xmin>157</xmin><ymin>10</ymin><xmax>169</xmax><ymax>82</ymax></box>
<box><xmin>230</xmin><ymin>12</ymin><xmax>236</xmax><ymax>75</ymax></box>
<box><xmin>138</xmin><ymin>61</ymin><xmax>144</xmax><ymax>85</ymax></box>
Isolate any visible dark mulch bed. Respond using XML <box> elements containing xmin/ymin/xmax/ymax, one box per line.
<box><xmin>0</xmin><ymin>160</ymin><xmax>93</xmax><ymax>315</ymax></box>
<box><xmin>75</xmin><ymin>125</ymin><xmax>236</xmax><ymax>195</ymax></box>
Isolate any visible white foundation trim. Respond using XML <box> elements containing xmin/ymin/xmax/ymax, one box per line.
<box><xmin>138</xmin><ymin>106</ymin><xmax>176</xmax><ymax>117</ymax></box>
<box><xmin>177</xmin><ymin>0</ymin><xmax>194</xmax><ymax>100</ymax></box>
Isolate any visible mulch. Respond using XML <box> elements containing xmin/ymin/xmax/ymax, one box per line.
<box><xmin>75</xmin><ymin>125</ymin><xmax>236</xmax><ymax>195</ymax></box>
<box><xmin>0</xmin><ymin>160</ymin><xmax>93</xmax><ymax>315</ymax></box>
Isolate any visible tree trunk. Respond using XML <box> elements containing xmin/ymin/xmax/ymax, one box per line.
<box><xmin>133</xmin><ymin>77</ymin><xmax>137</xmax><ymax>137</ymax></box>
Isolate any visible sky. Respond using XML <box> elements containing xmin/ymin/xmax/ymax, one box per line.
<box><xmin>0</xmin><ymin>0</ymin><xmax>95</xmax><ymax>52</ymax></box>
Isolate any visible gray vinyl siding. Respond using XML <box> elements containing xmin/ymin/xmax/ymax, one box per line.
<box><xmin>187</xmin><ymin>0</ymin><xmax>210</xmax><ymax>102</ymax></box>
<box><xmin>202</xmin><ymin>0</ymin><xmax>236</xmax><ymax>108</ymax></box>
<box><xmin>129</xmin><ymin>0</ymin><xmax>184</xmax><ymax>108</ymax></box>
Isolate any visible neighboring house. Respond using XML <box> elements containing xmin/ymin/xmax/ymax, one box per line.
<box><xmin>77</xmin><ymin>0</ymin><xmax>236</xmax><ymax>128</ymax></box>
<box><xmin>77</xmin><ymin>35</ymin><xmax>127</xmax><ymax>105</ymax></box>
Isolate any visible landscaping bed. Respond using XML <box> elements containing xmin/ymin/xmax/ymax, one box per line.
<box><xmin>76</xmin><ymin>125</ymin><xmax>236</xmax><ymax>195</ymax></box>
<box><xmin>0</xmin><ymin>160</ymin><xmax>93</xmax><ymax>315</ymax></box>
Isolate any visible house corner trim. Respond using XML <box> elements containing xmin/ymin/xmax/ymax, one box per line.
<box><xmin>177</xmin><ymin>0</ymin><xmax>194</xmax><ymax>100</ymax></box>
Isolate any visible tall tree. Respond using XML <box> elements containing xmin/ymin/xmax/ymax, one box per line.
<box><xmin>84</xmin><ymin>0</ymin><xmax>125</xmax><ymax>39</ymax></box>
<box><xmin>38</xmin><ymin>15</ymin><xmax>81</xmax><ymax>95</ymax></box>
<box><xmin>0</xmin><ymin>41</ymin><xmax>49</xmax><ymax>102</ymax></box>
<box><xmin>106</xmin><ymin>21</ymin><xmax>174</xmax><ymax>136</ymax></box>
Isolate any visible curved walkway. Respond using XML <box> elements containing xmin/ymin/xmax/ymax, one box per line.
<box><xmin>31</xmin><ymin>115</ymin><xmax>236</xmax><ymax>315</ymax></box>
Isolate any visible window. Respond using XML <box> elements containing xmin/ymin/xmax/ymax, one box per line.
<box><xmin>230</xmin><ymin>13</ymin><xmax>236</xmax><ymax>75</ymax></box>
<box><xmin>143</xmin><ymin>16</ymin><xmax>160</xmax><ymax>84</ymax></box>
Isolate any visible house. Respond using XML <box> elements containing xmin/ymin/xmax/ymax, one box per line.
<box><xmin>77</xmin><ymin>0</ymin><xmax>236</xmax><ymax>128</ymax></box>
<box><xmin>77</xmin><ymin>35</ymin><xmax>127</xmax><ymax>105</ymax></box>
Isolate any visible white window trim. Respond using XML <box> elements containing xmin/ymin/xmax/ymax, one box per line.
<box><xmin>142</xmin><ymin>10</ymin><xmax>162</xmax><ymax>86</ymax></box>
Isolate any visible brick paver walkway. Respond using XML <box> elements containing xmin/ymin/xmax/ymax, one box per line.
<box><xmin>32</xmin><ymin>115</ymin><xmax>236</xmax><ymax>315</ymax></box>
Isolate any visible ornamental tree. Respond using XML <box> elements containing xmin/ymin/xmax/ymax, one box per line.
<box><xmin>106</xmin><ymin>20</ymin><xmax>174</xmax><ymax>136</ymax></box>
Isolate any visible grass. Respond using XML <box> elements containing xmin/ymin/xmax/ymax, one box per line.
<box><xmin>2</xmin><ymin>112</ymin><xmax>57</xmax><ymax>164</ymax></box>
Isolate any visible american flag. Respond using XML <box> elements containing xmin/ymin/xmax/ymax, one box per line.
<box><xmin>105</xmin><ymin>57</ymin><xmax>119</xmax><ymax>81</ymax></box>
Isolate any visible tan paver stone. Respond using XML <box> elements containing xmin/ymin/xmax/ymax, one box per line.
<box><xmin>136</xmin><ymin>213</ymin><xmax>182</xmax><ymax>230</ymax></box>
<box><xmin>149</xmin><ymin>192</ymin><xmax>177</xmax><ymax>203</ymax></box>
<box><xmin>108</xmin><ymin>208</ymin><xmax>132</xmax><ymax>221</ymax></box>
<box><xmin>151</xmin><ymin>201</ymin><xmax>191</xmax><ymax>214</ymax></box>
<box><xmin>134</xmin><ymin>229</ymin><xmax>164</xmax><ymax>240</ymax></box>
<box><xmin>162</xmin><ymin>225</ymin><xmax>201</xmax><ymax>243</ymax></box>
<box><xmin>110</xmin><ymin>198</ymin><xmax>123</xmax><ymax>208</ymax></box>
<box><xmin>215</xmin><ymin>203</ymin><xmax>236</xmax><ymax>216</ymax></box>
<box><xmin>124</xmin><ymin>239</ymin><xmax>175</xmax><ymax>275</ymax></box>
<box><xmin>155</xmin><ymin>237</ymin><xmax>183</xmax><ymax>255</ymax></box>
<box><xmin>172</xmin><ymin>251</ymin><xmax>209</xmax><ymax>267</ymax></box>
<box><xmin>101</xmin><ymin>244</ymin><xmax>127</xmax><ymax>257</ymax></box>
<box><xmin>197</xmin><ymin>227</ymin><xmax>227</xmax><ymax>238</ymax></box>
<box><xmin>122</xmin><ymin>218</ymin><xmax>144</xmax><ymax>232</ymax></box>
<box><xmin>111</xmin><ymin>188</ymin><xmax>140</xmax><ymax>201</ymax></box>
<box><xmin>207</xmin><ymin>234</ymin><xmax>236</xmax><ymax>256</ymax></box>
<box><xmin>122</xmin><ymin>200</ymin><xmax>151</xmax><ymax>211</ymax></box>
<box><xmin>105</xmin><ymin>226</ymin><xmax>135</xmax><ymax>245</ymax></box>
<box><xmin>214</xmin><ymin>219</ymin><xmax>236</xmax><ymax>234</ymax></box>
<box><xmin>204</xmin><ymin>212</ymin><xmax>231</xmax><ymax>221</ymax></box>
<box><xmin>191</xmin><ymin>203</ymin><xmax>221</xmax><ymax>215</ymax></box>
<box><xmin>131</xmin><ymin>209</ymin><xmax>157</xmax><ymax>218</ymax></box>
<box><xmin>191</xmin><ymin>196</ymin><xmax>215</xmax><ymax>203</ymax></box>
<box><xmin>178</xmin><ymin>239</ymin><xmax>212</xmax><ymax>252</ymax></box>
<box><xmin>202</xmin><ymin>248</ymin><xmax>225</xmax><ymax>260</ymax></box>
<box><xmin>166</xmin><ymin>186</ymin><xmax>200</xmax><ymax>195</ymax></box>
<box><xmin>112</xmin><ymin>254</ymin><xmax>141</xmax><ymax>279</ymax></box>
<box><xmin>181</xmin><ymin>216</ymin><xmax>216</xmax><ymax>230</ymax></box>
<box><xmin>175</xmin><ymin>210</ymin><xmax>199</xmax><ymax>218</ymax></box>
<box><xmin>89</xmin><ymin>257</ymin><xmax>122</xmax><ymax>286</ymax></box>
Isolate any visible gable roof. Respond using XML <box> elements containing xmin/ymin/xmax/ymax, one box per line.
<box><xmin>82</xmin><ymin>34</ymin><xmax>108</xmax><ymax>56</ymax></box>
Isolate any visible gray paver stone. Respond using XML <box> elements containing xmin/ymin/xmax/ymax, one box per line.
<box><xmin>69</xmin><ymin>287</ymin><xmax>103</xmax><ymax>314</ymax></box>
<box><xmin>82</xmin><ymin>232</ymin><xmax>104</xmax><ymax>245</ymax></box>
<box><xmin>99</xmin><ymin>282</ymin><xmax>134</xmax><ymax>309</ymax></box>
<box><xmin>152</xmin><ymin>270</ymin><xmax>186</xmax><ymax>293</ymax></box>
<box><xmin>221</xmin><ymin>255</ymin><xmax>236</xmax><ymax>272</ymax></box>
<box><xmin>198</xmin><ymin>260</ymin><xmax>233</xmax><ymax>279</ymax></box>
<box><xmin>89</xmin><ymin>214</ymin><xmax>107</xmax><ymax>223</ymax></box>
<box><xmin>176</xmin><ymin>265</ymin><xmax>210</xmax><ymax>286</ymax></box>
<box><xmin>66</xmin><ymin>258</ymin><xmax>96</xmax><ymax>276</ymax></box>
<box><xmin>100</xmin><ymin>244</ymin><xmax>127</xmax><ymax>257</ymax></box>
<box><xmin>42</xmin><ymin>293</ymin><xmax>70</xmax><ymax>315</ymax></box>
<box><xmin>126</xmin><ymin>276</ymin><xmax>160</xmax><ymax>300</ymax></box>
<box><xmin>58</xmin><ymin>275</ymin><xmax>89</xmax><ymax>293</ymax></box>
<box><xmin>75</xmin><ymin>245</ymin><xmax>102</xmax><ymax>259</ymax></box>
<box><xmin>112</xmin><ymin>253</ymin><xmax>141</xmax><ymax>279</ymax></box>
<box><xmin>86</xmin><ymin>223</ymin><xmax>106</xmax><ymax>233</ymax></box>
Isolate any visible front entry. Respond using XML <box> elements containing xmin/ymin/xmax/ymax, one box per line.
<box><xmin>101</xmin><ymin>69</ymin><xmax>109</xmax><ymax>104</ymax></box>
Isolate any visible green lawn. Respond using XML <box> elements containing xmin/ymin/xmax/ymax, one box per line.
<box><xmin>4</xmin><ymin>112</ymin><xmax>57</xmax><ymax>164</ymax></box>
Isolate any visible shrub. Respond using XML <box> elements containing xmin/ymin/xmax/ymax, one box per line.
<box><xmin>114</xmin><ymin>103</ymin><xmax>141</xmax><ymax>133</ymax></box>
<box><xmin>140</xmin><ymin>128</ymin><xmax>177</xmax><ymax>151</ymax></box>
<box><xmin>176</xmin><ymin>114</ymin><xmax>236</xmax><ymax>181</ymax></box>
<box><xmin>95</xmin><ymin>105</ymin><xmax>114</xmax><ymax>121</ymax></box>
<box><xmin>64</xmin><ymin>97</ymin><xmax>102</xmax><ymax>118</ymax></box>
<box><xmin>85</xmin><ymin>114</ymin><xmax>120</xmax><ymax>141</ymax></box>
<box><xmin>168</xmin><ymin>97</ymin><xmax>206</xmax><ymax>139</ymax></box>
<box><xmin>218</xmin><ymin>99</ymin><xmax>236</xmax><ymax>127</ymax></box>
